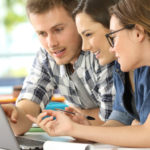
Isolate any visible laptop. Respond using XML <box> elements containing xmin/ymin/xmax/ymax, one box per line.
<box><xmin>0</xmin><ymin>105</ymin><xmax>44</xmax><ymax>150</ymax></box>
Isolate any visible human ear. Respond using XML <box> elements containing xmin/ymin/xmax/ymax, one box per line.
<box><xmin>134</xmin><ymin>24</ymin><xmax>145</xmax><ymax>42</ymax></box>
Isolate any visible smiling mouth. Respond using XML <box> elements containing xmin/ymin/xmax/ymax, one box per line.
<box><xmin>54</xmin><ymin>48</ymin><xmax>65</xmax><ymax>54</ymax></box>
<box><xmin>95</xmin><ymin>51</ymin><xmax>100</xmax><ymax>55</ymax></box>
<box><xmin>53</xmin><ymin>48</ymin><xmax>66</xmax><ymax>57</ymax></box>
<box><xmin>94</xmin><ymin>50</ymin><xmax>100</xmax><ymax>58</ymax></box>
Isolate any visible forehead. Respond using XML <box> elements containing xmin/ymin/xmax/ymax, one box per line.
<box><xmin>29</xmin><ymin>6</ymin><xmax>73</xmax><ymax>30</ymax></box>
<box><xmin>75</xmin><ymin>12</ymin><xmax>106</xmax><ymax>33</ymax></box>
<box><xmin>75</xmin><ymin>13</ymin><xmax>95</xmax><ymax>30</ymax></box>
<box><xmin>110</xmin><ymin>15</ymin><xmax>122</xmax><ymax>31</ymax></box>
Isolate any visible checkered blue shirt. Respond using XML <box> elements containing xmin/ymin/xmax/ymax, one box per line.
<box><xmin>17</xmin><ymin>48</ymin><xmax>115</xmax><ymax>121</ymax></box>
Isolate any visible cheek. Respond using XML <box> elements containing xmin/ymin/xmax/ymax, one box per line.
<box><xmin>90</xmin><ymin>38</ymin><xmax>98</xmax><ymax>48</ymax></box>
<box><xmin>89</xmin><ymin>39</ymin><xmax>94</xmax><ymax>48</ymax></box>
<box><xmin>38</xmin><ymin>37</ymin><xmax>47</xmax><ymax>47</ymax></box>
<box><xmin>114</xmin><ymin>38</ymin><xmax>124</xmax><ymax>53</ymax></box>
<box><xmin>66</xmin><ymin>26</ymin><xmax>79</xmax><ymax>40</ymax></box>
<box><xmin>60</xmin><ymin>31</ymin><xmax>77</xmax><ymax>47</ymax></box>
<box><xmin>117</xmin><ymin>38</ymin><xmax>132</xmax><ymax>56</ymax></box>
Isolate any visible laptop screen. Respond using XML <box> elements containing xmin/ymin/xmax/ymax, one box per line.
<box><xmin>0</xmin><ymin>105</ymin><xmax>20</xmax><ymax>150</ymax></box>
<box><xmin>0</xmin><ymin>105</ymin><xmax>44</xmax><ymax>150</ymax></box>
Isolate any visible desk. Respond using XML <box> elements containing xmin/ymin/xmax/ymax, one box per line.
<box><xmin>23</xmin><ymin>131</ymin><xmax>150</xmax><ymax>150</ymax></box>
<box><xmin>24</xmin><ymin>131</ymin><xmax>74</xmax><ymax>142</ymax></box>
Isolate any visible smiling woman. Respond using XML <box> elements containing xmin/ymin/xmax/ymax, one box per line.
<box><xmin>73</xmin><ymin>0</ymin><xmax>117</xmax><ymax>66</ymax></box>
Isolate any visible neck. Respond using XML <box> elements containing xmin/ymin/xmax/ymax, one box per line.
<box><xmin>140</xmin><ymin>37</ymin><xmax>150</xmax><ymax>66</ymax></box>
<box><xmin>129</xmin><ymin>71</ymin><xmax>135</xmax><ymax>92</ymax></box>
<box><xmin>66</xmin><ymin>63</ymin><xmax>74</xmax><ymax>75</ymax></box>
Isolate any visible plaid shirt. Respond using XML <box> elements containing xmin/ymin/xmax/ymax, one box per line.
<box><xmin>18</xmin><ymin>48</ymin><xmax>115</xmax><ymax>121</ymax></box>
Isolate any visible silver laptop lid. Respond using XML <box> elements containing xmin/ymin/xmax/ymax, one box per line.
<box><xmin>0</xmin><ymin>104</ymin><xmax>20</xmax><ymax>150</ymax></box>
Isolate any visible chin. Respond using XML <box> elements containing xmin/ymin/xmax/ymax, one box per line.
<box><xmin>55</xmin><ymin>61</ymin><xmax>66</xmax><ymax>65</ymax></box>
<box><xmin>55</xmin><ymin>58</ymin><xmax>70</xmax><ymax>65</ymax></box>
<box><xmin>120</xmin><ymin>65</ymin><xmax>130</xmax><ymax>72</ymax></box>
<box><xmin>98</xmin><ymin>59</ymin><xmax>104</xmax><ymax>66</ymax></box>
<box><xmin>99</xmin><ymin>59</ymin><xmax>111</xmax><ymax>66</ymax></box>
<box><xmin>120</xmin><ymin>61</ymin><xmax>137</xmax><ymax>72</ymax></box>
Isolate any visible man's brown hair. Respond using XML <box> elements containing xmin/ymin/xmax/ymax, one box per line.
<box><xmin>26</xmin><ymin>0</ymin><xmax>78</xmax><ymax>17</ymax></box>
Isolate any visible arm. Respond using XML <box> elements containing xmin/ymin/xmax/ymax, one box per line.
<box><xmin>70</xmin><ymin>120</ymin><xmax>150</xmax><ymax>148</ymax></box>
<box><xmin>102</xmin><ymin>119</ymin><xmax>125</xmax><ymax>127</ymax></box>
<box><xmin>31</xmin><ymin>110</ymin><xmax>150</xmax><ymax>148</ymax></box>
<box><xmin>71</xmin><ymin>116</ymin><xmax>150</xmax><ymax>148</ymax></box>
<box><xmin>2</xmin><ymin>99</ymin><xmax>41</xmax><ymax>135</ymax></box>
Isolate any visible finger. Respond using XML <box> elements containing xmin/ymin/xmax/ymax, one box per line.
<box><xmin>45</xmin><ymin>110</ymin><xmax>60</xmax><ymax>118</ymax></box>
<box><xmin>26</xmin><ymin>114</ymin><xmax>37</xmax><ymax>123</ymax></box>
<box><xmin>45</xmin><ymin>121</ymin><xmax>56</xmax><ymax>136</ymax></box>
<box><xmin>43</xmin><ymin>109</ymin><xmax>56</xmax><ymax>115</ymax></box>
<box><xmin>2</xmin><ymin>104</ymin><xmax>18</xmax><ymax>123</ymax></box>
<box><xmin>10</xmin><ymin>107</ymin><xmax>18</xmax><ymax>123</ymax></box>
<box><xmin>36</xmin><ymin>112</ymin><xmax>48</xmax><ymax>124</ymax></box>
<box><xmin>65</xmin><ymin>107</ymin><xmax>77</xmax><ymax>118</ymax></box>
<box><xmin>66</xmin><ymin>107</ymin><xmax>84</xmax><ymax>119</ymax></box>
<box><xmin>65</xmin><ymin>107</ymin><xmax>76</xmax><ymax>113</ymax></box>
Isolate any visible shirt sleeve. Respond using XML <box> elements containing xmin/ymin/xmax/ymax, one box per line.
<box><xmin>17</xmin><ymin>48</ymin><xmax>56</xmax><ymax>107</ymax></box>
<box><xmin>95</xmin><ymin>62</ymin><xmax>116</xmax><ymax>121</ymax></box>
<box><xmin>108</xmin><ymin>86</ymin><xmax>134</xmax><ymax>125</ymax></box>
<box><xmin>108</xmin><ymin>62</ymin><xmax>134</xmax><ymax>125</ymax></box>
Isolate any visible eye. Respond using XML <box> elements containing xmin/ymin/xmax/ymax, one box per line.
<box><xmin>38</xmin><ymin>31</ymin><xmax>47</xmax><ymax>37</ymax></box>
<box><xmin>55</xmin><ymin>27</ymin><xmax>64</xmax><ymax>33</ymax></box>
<box><xmin>85</xmin><ymin>33</ymin><xmax>92</xmax><ymax>37</ymax></box>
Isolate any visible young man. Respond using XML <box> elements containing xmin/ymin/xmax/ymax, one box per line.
<box><xmin>1</xmin><ymin>0</ymin><xmax>115</xmax><ymax>135</ymax></box>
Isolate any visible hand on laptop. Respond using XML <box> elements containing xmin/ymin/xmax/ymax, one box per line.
<box><xmin>1</xmin><ymin>104</ymin><xmax>18</xmax><ymax>123</ymax></box>
<box><xmin>26</xmin><ymin>110</ymin><xmax>76</xmax><ymax>137</ymax></box>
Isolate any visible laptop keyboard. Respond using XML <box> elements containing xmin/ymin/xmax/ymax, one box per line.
<box><xmin>16</xmin><ymin>136</ymin><xmax>44</xmax><ymax>150</ymax></box>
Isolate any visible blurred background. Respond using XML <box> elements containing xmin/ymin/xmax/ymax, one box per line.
<box><xmin>0</xmin><ymin>0</ymin><xmax>40</xmax><ymax>94</ymax></box>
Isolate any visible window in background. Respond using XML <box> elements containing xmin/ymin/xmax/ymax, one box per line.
<box><xmin>0</xmin><ymin>0</ymin><xmax>39</xmax><ymax>94</ymax></box>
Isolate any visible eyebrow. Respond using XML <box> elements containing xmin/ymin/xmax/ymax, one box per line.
<box><xmin>51</xmin><ymin>23</ymin><xmax>64</xmax><ymax>29</ymax></box>
<box><xmin>81</xmin><ymin>29</ymin><xmax>90</xmax><ymax>35</ymax></box>
<box><xmin>36</xmin><ymin>23</ymin><xmax>64</xmax><ymax>33</ymax></box>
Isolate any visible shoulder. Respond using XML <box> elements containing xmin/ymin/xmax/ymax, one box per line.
<box><xmin>134</xmin><ymin>66</ymin><xmax>150</xmax><ymax>83</ymax></box>
<box><xmin>135</xmin><ymin>66</ymin><xmax>150</xmax><ymax>77</ymax></box>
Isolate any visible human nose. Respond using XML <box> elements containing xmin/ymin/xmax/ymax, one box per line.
<box><xmin>82</xmin><ymin>39</ymin><xmax>91</xmax><ymax>51</ymax></box>
<box><xmin>109</xmin><ymin>46</ymin><xmax>116</xmax><ymax>54</ymax></box>
<box><xmin>47</xmin><ymin>34</ymin><xmax>58</xmax><ymax>48</ymax></box>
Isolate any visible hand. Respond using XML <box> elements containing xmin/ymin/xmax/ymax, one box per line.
<box><xmin>65</xmin><ymin>107</ymin><xmax>90</xmax><ymax>125</ymax></box>
<box><xmin>26</xmin><ymin>110</ymin><xmax>75</xmax><ymax>136</ymax></box>
<box><xmin>131</xmin><ymin>119</ymin><xmax>140</xmax><ymax>126</ymax></box>
<box><xmin>1</xmin><ymin>104</ymin><xmax>19</xmax><ymax>123</ymax></box>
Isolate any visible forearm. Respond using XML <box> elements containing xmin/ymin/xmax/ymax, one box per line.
<box><xmin>11</xmin><ymin>99</ymin><xmax>41</xmax><ymax>135</ymax></box>
<box><xmin>102</xmin><ymin>119</ymin><xmax>125</xmax><ymax>127</ymax></box>
<box><xmin>70</xmin><ymin>122</ymin><xmax>150</xmax><ymax>148</ymax></box>
<box><xmin>10</xmin><ymin>107</ymin><xmax>32</xmax><ymax>135</ymax></box>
